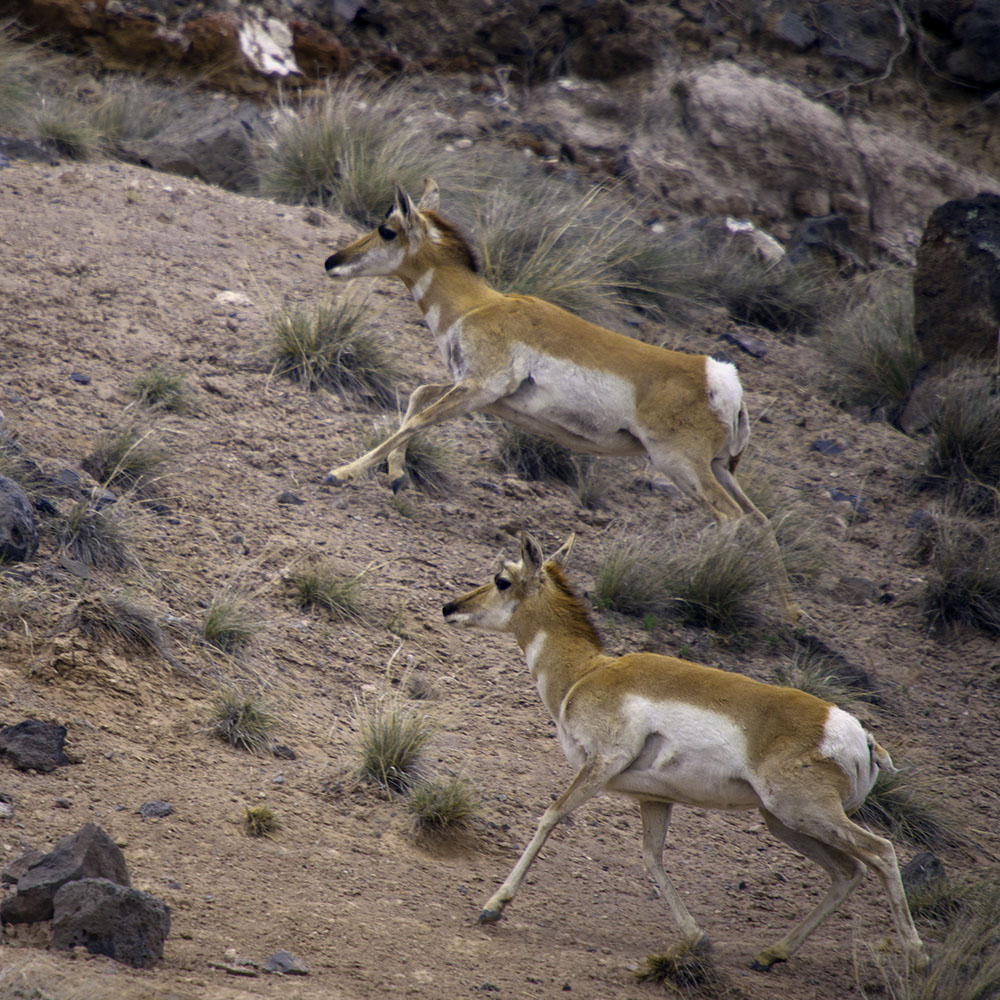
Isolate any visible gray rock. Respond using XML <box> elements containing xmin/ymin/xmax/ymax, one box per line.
<box><xmin>262</xmin><ymin>949</ymin><xmax>310</xmax><ymax>975</ymax></box>
<box><xmin>2</xmin><ymin>848</ymin><xmax>44</xmax><ymax>885</ymax></box>
<box><xmin>0</xmin><ymin>823</ymin><xmax>130</xmax><ymax>925</ymax></box>
<box><xmin>52</xmin><ymin>877</ymin><xmax>170</xmax><ymax>968</ymax></box>
<box><xmin>0</xmin><ymin>474</ymin><xmax>38</xmax><ymax>562</ymax></box>
<box><xmin>138</xmin><ymin>800</ymin><xmax>173</xmax><ymax>819</ymax></box>
<box><xmin>0</xmin><ymin>719</ymin><xmax>71</xmax><ymax>773</ymax></box>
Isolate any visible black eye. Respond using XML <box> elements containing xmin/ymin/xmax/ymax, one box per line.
<box><xmin>494</xmin><ymin>575</ymin><xmax>511</xmax><ymax>591</ymax></box>
<box><xmin>378</xmin><ymin>224</ymin><xmax>397</xmax><ymax>241</ymax></box>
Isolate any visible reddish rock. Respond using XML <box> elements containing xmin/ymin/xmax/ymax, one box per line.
<box><xmin>290</xmin><ymin>19</ymin><xmax>351</xmax><ymax>78</ymax></box>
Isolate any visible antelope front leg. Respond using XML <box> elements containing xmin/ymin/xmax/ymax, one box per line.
<box><xmin>384</xmin><ymin>383</ymin><xmax>453</xmax><ymax>493</ymax></box>
<box><xmin>480</xmin><ymin>760</ymin><xmax>612</xmax><ymax>924</ymax></box>
<box><xmin>324</xmin><ymin>380</ymin><xmax>488</xmax><ymax>487</ymax></box>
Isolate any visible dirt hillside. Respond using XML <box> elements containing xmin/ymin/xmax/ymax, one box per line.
<box><xmin>1</xmin><ymin>150</ymin><xmax>998</xmax><ymax>1000</ymax></box>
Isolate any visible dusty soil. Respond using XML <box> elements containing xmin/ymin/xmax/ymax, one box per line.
<box><xmin>1</xmin><ymin>152</ymin><xmax>998</xmax><ymax>1000</ymax></box>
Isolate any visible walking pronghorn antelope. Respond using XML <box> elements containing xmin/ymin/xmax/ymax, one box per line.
<box><xmin>441</xmin><ymin>533</ymin><xmax>929</xmax><ymax>973</ymax></box>
<box><xmin>324</xmin><ymin>180</ymin><xmax>799</xmax><ymax>620</ymax></box>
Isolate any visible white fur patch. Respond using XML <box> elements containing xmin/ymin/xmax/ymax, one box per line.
<box><xmin>425</xmin><ymin>304</ymin><xmax>441</xmax><ymax>334</ymax></box>
<box><xmin>599</xmin><ymin>695</ymin><xmax>759</xmax><ymax>809</ymax></box>
<box><xmin>411</xmin><ymin>268</ymin><xmax>434</xmax><ymax>304</ymax></box>
<box><xmin>524</xmin><ymin>631</ymin><xmax>547</xmax><ymax>675</ymax></box>
<box><xmin>819</xmin><ymin>706</ymin><xmax>875</xmax><ymax>811</ymax></box>
<box><xmin>704</xmin><ymin>357</ymin><xmax>744</xmax><ymax>450</ymax></box>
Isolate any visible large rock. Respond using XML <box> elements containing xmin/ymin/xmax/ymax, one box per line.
<box><xmin>0</xmin><ymin>473</ymin><xmax>38</xmax><ymax>562</ymax></box>
<box><xmin>0</xmin><ymin>823</ymin><xmax>130</xmax><ymax>925</ymax></box>
<box><xmin>0</xmin><ymin>720</ymin><xmax>70</xmax><ymax>773</ymax></box>
<box><xmin>119</xmin><ymin>100</ymin><xmax>264</xmax><ymax>191</ymax></box>
<box><xmin>914</xmin><ymin>193</ymin><xmax>1000</xmax><ymax>368</ymax></box>
<box><xmin>52</xmin><ymin>878</ymin><xmax>170</xmax><ymax>968</ymax></box>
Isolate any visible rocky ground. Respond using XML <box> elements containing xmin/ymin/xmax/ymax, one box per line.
<box><xmin>0</xmin><ymin>136</ymin><xmax>998</xmax><ymax>1000</ymax></box>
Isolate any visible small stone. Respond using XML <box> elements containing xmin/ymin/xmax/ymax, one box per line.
<box><xmin>811</xmin><ymin>439</ymin><xmax>848</xmax><ymax>456</ymax></box>
<box><xmin>139</xmin><ymin>800</ymin><xmax>173</xmax><ymax>819</ymax></box>
<box><xmin>276</xmin><ymin>491</ymin><xmax>305</xmax><ymax>506</ymax></box>
<box><xmin>55</xmin><ymin>798</ymin><xmax>73</xmax><ymax>809</ymax></box>
<box><xmin>262</xmin><ymin>949</ymin><xmax>310</xmax><ymax>975</ymax></box>
<box><xmin>69</xmin><ymin>372</ymin><xmax>91</xmax><ymax>385</ymax></box>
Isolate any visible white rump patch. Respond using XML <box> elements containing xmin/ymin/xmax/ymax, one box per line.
<box><xmin>819</xmin><ymin>706</ymin><xmax>876</xmax><ymax>811</ymax></box>
<box><xmin>704</xmin><ymin>357</ymin><xmax>744</xmax><ymax>452</ymax></box>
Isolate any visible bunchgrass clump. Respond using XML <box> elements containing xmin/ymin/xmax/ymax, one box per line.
<box><xmin>474</xmin><ymin>177</ymin><xmax>633</xmax><ymax>325</ymax></box>
<box><xmin>359</xmin><ymin>417</ymin><xmax>455</xmax><ymax>495</ymax></box>
<box><xmin>81</xmin><ymin>423</ymin><xmax>167</xmax><ymax>491</ymax></box>
<box><xmin>71</xmin><ymin>594</ymin><xmax>164</xmax><ymax>655</ymax></box>
<box><xmin>923</xmin><ymin>371</ymin><xmax>1000</xmax><ymax>514</ymax></box>
<box><xmin>493</xmin><ymin>424</ymin><xmax>578</xmax><ymax>485</ymax></box>
<box><xmin>203</xmin><ymin>593</ymin><xmax>259</xmax><ymax>651</ymax></box>
<box><xmin>406</xmin><ymin>776</ymin><xmax>480</xmax><ymax>839</ymax></box>
<box><xmin>291</xmin><ymin>562</ymin><xmax>365</xmax><ymax>620</ymax></box>
<box><xmin>855</xmin><ymin>767</ymin><xmax>969</xmax><ymax>851</ymax></box>
<box><xmin>88</xmin><ymin>75</ymin><xmax>189</xmax><ymax>152</ymax></box>
<box><xmin>243</xmin><ymin>805</ymin><xmax>279</xmax><ymax>838</ymax></box>
<box><xmin>211</xmin><ymin>686</ymin><xmax>281</xmax><ymax>755</ymax></box>
<box><xmin>593</xmin><ymin>538</ymin><xmax>668</xmax><ymax>617</ymax></box>
<box><xmin>55</xmin><ymin>499</ymin><xmax>131</xmax><ymax>570</ymax></box>
<box><xmin>34</xmin><ymin>98</ymin><xmax>100</xmax><ymax>160</ymax></box>
<box><xmin>131</xmin><ymin>368</ymin><xmax>188</xmax><ymax>411</ymax></box>
<box><xmin>0</xmin><ymin>21</ymin><xmax>38</xmax><ymax>128</ymax></box>
<box><xmin>353</xmin><ymin>693</ymin><xmax>434</xmax><ymax>794</ymax></box>
<box><xmin>259</xmin><ymin>81</ymin><xmax>457</xmax><ymax>225</ymax></box>
<box><xmin>635</xmin><ymin>942</ymin><xmax>718</xmax><ymax>993</ymax></box>
<box><xmin>918</xmin><ymin>513</ymin><xmax>1000</xmax><ymax>635</ymax></box>
<box><xmin>773</xmin><ymin>649</ymin><xmax>870</xmax><ymax>710</ymax></box>
<box><xmin>661</xmin><ymin>522</ymin><xmax>779</xmax><ymax>629</ymax></box>
<box><xmin>270</xmin><ymin>296</ymin><xmax>400</xmax><ymax>407</ymax></box>
<box><xmin>824</xmin><ymin>269</ymin><xmax>922</xmax><ymax>423</ymax></box>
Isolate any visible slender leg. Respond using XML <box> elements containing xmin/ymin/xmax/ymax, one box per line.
<box><xmin>384</xmin><ymin>383</ymin><xmax>452</xmax><ymax>491</ymax></box>
<box><xmin>479</xmin><ymin>759</ymin><xmax>616</xmax><ymax>923</ymax></box>
<box><xmin>325</xmin><ymin>379</ymin><xmax>491</xmax><ymax>485</ymax></box>
<box><xmin>639</xmin><ymin>801</ymin><xmax>707</xmax><ymax>947</ymax></box>
<box><xmin>752</xmin><ymin>809</ymin><xmax>864</xmax><ymax>970</ymax></box>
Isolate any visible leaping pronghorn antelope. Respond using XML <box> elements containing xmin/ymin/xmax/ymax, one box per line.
<box><xmin>324</xmin><ymin>180</ymin><xmax>799</xmax><ymax>620</ymax></box>
<box><xmin>442</xmin><ymin>534</ymin><xmax>929</xmax><ymax>974</ymax></box>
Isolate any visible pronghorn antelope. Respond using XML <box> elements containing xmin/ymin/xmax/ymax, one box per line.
<box><xmin>324</xmin><ymin>180</ymin><xmax>800</xmax><ymax>621</ymax></box>
<box><xmin>441</xmin><ymin>534</ymin><xmax>929</xmax><ymax>973</ymax></box>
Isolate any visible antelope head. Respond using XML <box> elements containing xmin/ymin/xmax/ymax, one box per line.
<box><xmin>442</xmin><ymin>534</ymin><xmax>574</xmax><ymax>632</ymax></box>
<box><xmin>325</xmin><ymin>178</ymin><xmax>440</xmax><ymax>280</ymax></box>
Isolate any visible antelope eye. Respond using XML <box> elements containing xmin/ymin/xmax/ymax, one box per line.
<box><xmin>494</xmin><ymin>575</ymin><xmax>512</xmax><ymax>591</ymax></box>
<box><xmin>378</xmin><ymin>224</ymin><xmax>397</xmax><ymax>241</ymax></box>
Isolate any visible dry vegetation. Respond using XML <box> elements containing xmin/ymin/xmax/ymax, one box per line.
<box><xmin>1</xmin><ymin>23</ymin><xmax>999</xmax><ymax>1000</ymax></box>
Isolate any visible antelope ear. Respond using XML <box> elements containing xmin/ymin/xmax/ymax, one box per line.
<box><xmin>393</xmin><ymin>183</ymin><xmax>418</xmax><ymax>222</ymax></box>
<box><xmin>417</xmin><ymin>177</ymin><xmax>440</xmax><ymax>212</ymax></box>
<box><xmin>548</xmin><ymin>533</ymin><xmax>575</xmax><ymax>569</ymax></box>
<box><xmin>520</xmin><ymin>533</ymin><xmax>545</xmax><ymax>574</ymax></box>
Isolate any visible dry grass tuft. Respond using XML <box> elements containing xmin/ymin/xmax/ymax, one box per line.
<box><xmin>270</xmin><ymin>295</ymin><xmax>400</xmax><ymax>408</ymax></box>
<box><xmin>243</xmin><ymin>805</ymin><xmax>279</xmax><ymax>838</ymax></box>
<box><xmin>353</xmin><ymin>692</ymin><xmax>434</xmax><ymax>795</ymax></box>
<box><xmin>70</xmin><ymin>594</ymin><xmax>164</xmax><ymax>655</ymax></box>
<box><xmin>131</xmin><ymin>367</ymin><xmax>188</xmax><ymax>411</ymax></box>
<box><xmin>81</xmin><ymin>423</ymin><xmax>168</xmax><ymax>491</ymax></box>
<box><xmin>211</xmin><ymin>686</ymin><xmax>281</xmax><ymax>755</ymax></box>
<box><xmin>203</xmin><ymin>592</ymin><xmax>259</xmax><ymax>651</ymax></box>
<box><xmin>55</xmin><ymin>499</ymin><xmax>131</xmax><ymax>570</ymax></box>
<box><xmin>291</xmin><ymin>562</ymin><xmax>366</xmax><ymax>620</ymax></box>
<box><xmin>635</xmin><ymin>941</ymin><xmax>719</xmax><ymax>993</ymax></box>
<box><xmin>359</xmin><ymin>417</ymin><xmax>455</xmax><ymax>495</ymax></box>
<box><xmin>406</xmin><ymin>776</ymin><xmax>480</xmax><ymax>839</ymax></box>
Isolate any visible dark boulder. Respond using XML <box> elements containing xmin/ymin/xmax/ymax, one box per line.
<box><xmin>0</xmin><ymin>719</ymin><xmax>70</xmax><ymax>773</ymax></box>
<box><xmin>0</xmin><ymin>473</ymin><xmax>38</xmax><ymax>562</ymax></box>
<box><xmin>914</xmin><ymin>192</ymin><xmax>1000</xmax><ymax>369</ymax></box>
<box><xmin>0</xmin><ymin>823</ymin><xmax>129</xmax><ymax>924</ymax></box>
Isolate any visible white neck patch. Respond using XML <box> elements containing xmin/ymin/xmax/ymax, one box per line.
<box><xmin>411</xmin><ymin>267</ymin><xmax>434</xmax><ymax>304</ymax></box>
<box><xmin>524</xmin><ymin>631</ymin><xmax>547</xmax><ymax>674</ymax></box>
<box><xmin>424</xmin><ymin>303</ymin><xmax>441</xmax><ymax>334</ymax></box>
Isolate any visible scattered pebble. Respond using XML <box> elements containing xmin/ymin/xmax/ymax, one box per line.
<box><xmin>139</xmin><ymin>800</ymin><xmax>174</xmax><ymax>819</ymax></box>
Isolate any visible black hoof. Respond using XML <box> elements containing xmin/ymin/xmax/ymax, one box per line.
<box><xmin>478</xmin><ymin>908</ymin><xmax>502</xmax><ymax>925</ymax></box>
<box><xmin>390</xmin><ymin>474</ymin><xmax>410</xmax><ymax>495</ymax></box>
<box><xmin>323</xmin><ymin>473</ymin><xmax>345</xmax><ymax>487</ymax></box>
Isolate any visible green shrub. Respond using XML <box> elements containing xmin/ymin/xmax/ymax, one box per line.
<box><xmin>407</xmin><ymin>776</ymin><xmax>480</xmax><ymax>838</ymax></box>
<box><xmin>291</xmin><ymin>562</ymin><xmax>365</xmax><ymax>620</ymax></box>
<box><xmin>203</xmin><ymin>593</ymin><xmax>258</xmax><ymax>651</ymax></box>
<box><xmin>359</xmin><ymin>417</ymin><xmax>455</xmax><ymax>495</ymax></box>
<box><xmin>919</xmin><ymin>513</ymin><xmax>1000</xmax><ymax>634</ymax></box>
<box><xmin>354</xmin><ymin>695</ymin><xmax>433</xmax><ymax>794</ymax></box>
<box><xmin>81</xmin><ymin>423</ymin><xmax>167</xmax><ymax>491</ymax></box>
<box><xmin>131</xmin><ymin>368</ymin><xmax>188</xmax><ymax>411</ymax></box>
<box><xmin>243</xmin><ymin>805</ymin><xmax>279</xmax><ymax>837</ymax></box>
<box><xmin>259</xmin><ymin>81</ymin><xmax>457</xmax><ymax>225</ymax></box>
<box><xmin>855</xmin><ymin>767</ymin><xmax>969</xmax><ymax>851</ymax></box>
<box><xmin>270</xmin><ymin>296</ymin><xmax>400</xmax><ymax>407</ymax></box>
<box><xmin>924</xmin><ymin>372</ymin><xmax>1000</xmax><ymax>514</ymax></box>
<box><xmin>824</xmin><ymin>269</ymin><xmax>921</xmax><ymax>422</ymax></box>
<box><xmin>211</xmin><ymin>686</ymin><xmax>281</xmax><ymax>755</ymax></box>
